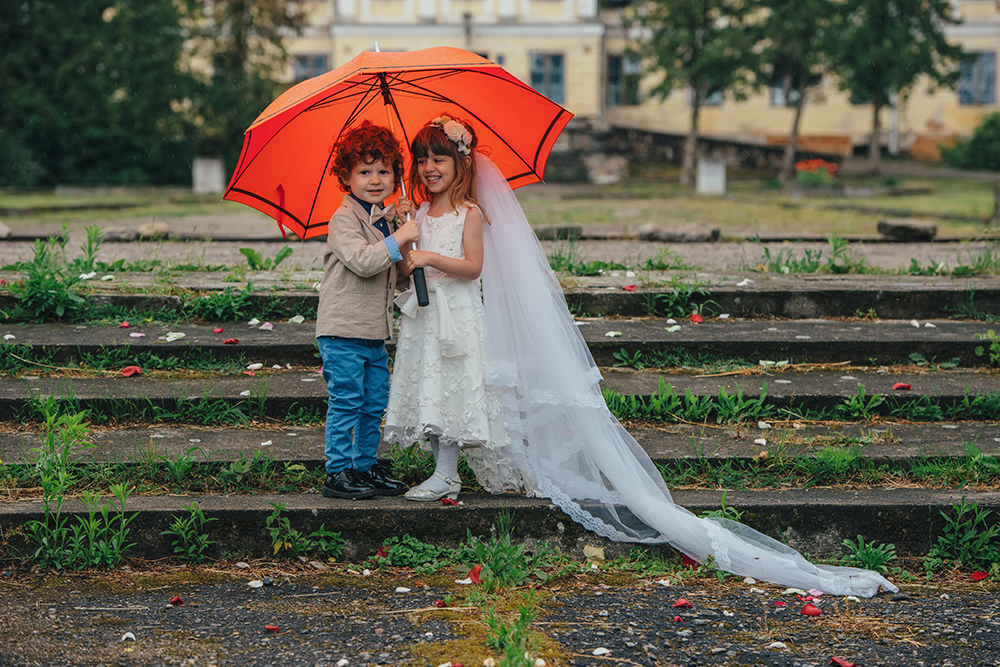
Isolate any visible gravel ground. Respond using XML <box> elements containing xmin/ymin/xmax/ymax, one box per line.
<box><xmin>1</xmin><ymin>563</ymin><xmax>998</xmax><ymax>667</ymax></box>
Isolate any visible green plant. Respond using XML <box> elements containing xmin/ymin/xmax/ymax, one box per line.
<box><xmin>367</xmin><ymin>534</ymin><xmax>449</xmax><ymax>572</ymax></box>
<box><xmin>309</xmin><ymin>524</ymin><xmax>346</xmax><ymax>560</ymax></box>
<box><xmin>699</xmin><ymin>490</ymin><xmax>744</xmax><ymax>522</ymax></box>
<box><xmin>485</xmin><ymin>596</ymin><xmax>539</xmax><ymax>667</ymax></box>
<box><xmin>160</xmin><ymin>447</ymin><xmax>204</xmax><ymax>486</ymax></box>
<box><xmin>975</xmin><ymin>329</ymin><xmax>1000</xmax><ymax>366</ymax></box>
<box><xmin>162</xmin><ymin>502</ymin><xmax>217</xmax><ymax>563</ymax></box>
<box><xmin>454</xmin><ymin>512</ymin><xmax>555</xmax><ymax>592</ymax></box>
<box><xmin>841</xmin><ymin>535</ymin><xmax>896</xmax><ymax>573</ymax></box>
<box><xmin>908</xmin><ymin>352</ymin><xmax>960</xmax><ymax>370</ymax></box>
<box><xmin>642</xmin><ymin>276</ymin><xmax>717</xmax><ymax>318</ymax></box>
<box><xmin>942</xmin><ymin>112</ymin><xmax>1000</xmax><ymax>171</ymax></box>
<box><xmin>714</xmin><ymin>383</ymin><xmax>774</xmax><ymax>423</ymax></box>
<box><xmin>8</xmin><ymin>234</ymin><xmax>88</xmax><ymax>322</ymax></box>
<box><xmin>67</xmin><ymin>225</ymin><xmax>104</xmax><ymax>275</ymax></box>
<box><xmin>638</xmin><ymin>247</ymin><xmax>694</xmax><ymax>271</ymax></box>
<box><xmin>924</xmin><ymin>498</ymin><xmax>1000</xmax><ymax>573</ymax></box>
<box><xmin>388</xmin><ymin>443</ymin><xmax>435</xmax><ymax>485</ymax></box>
<box><xmin>239</xmin><ymin>246</ymin><xmax>293</xmax><ymax>271</ymax></box>
<box><xmin>265</xmin><ymin>502</ymin><xmax>345</xmax><ymax>559</ymax></box>
<box><xmin>836</xmin><ymin>384</ymin><xmax>886</xmax><ymax>420</ymax></box>
<box><xmin>794</xmin><ymin>158</ymin><xmax>837</xmax><ymax>186</ymax></box>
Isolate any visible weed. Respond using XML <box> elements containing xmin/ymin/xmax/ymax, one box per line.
<box><xmin>162</xmin><ymin>502</ymin><xmax>217</xmax><ymax>563</ymax></box>
<box><xmin>752</xmin><ymin>235</ymin><xmax>872</xmax><ymax>275</ymax></box>
<box><xmin>160</xmin><ymin>447</ymin><xmax>204</xmax><ymax>487</ymax></box>
<box><xmin>924</xmin><ymin>498</ymin><xmax>1000</xmax><ymax>574</ymax></box>
<box><xmin>699</xmin><ymin>490</ymin><xmax>744</xmax><ymax>522</ymax></box>
<box><xmin>796</xmin><ymin>445</ymin><xmax>864</xmax><ymax>485</ymax></box>
<box><xmin>638</xmin><ymin>247</ymin><xmax>694</xmax><ymax>271</ymax></box>
<box><xmin>835</xmin><ymin>384</ymin><xmax>885</xmax><ymax>420</ymax></box>
<box><xmin>908</xmin><ymin>352</ymin><xmax>960</xmax><ymax>370</ymax></box>
<box><xmin>643</xmin><ymin>275</ymin><xmax>717</xmax><ymax>318</ymax></box>
<box><xmin>388</xmin><ymin>443</ymin><xmax>435</xmax><ymax>485</ymax></box>
<box><xmin>454</xmin><ymin>511</ymin><xmax>555</xmax><ymax>592</ymax></box>
<box><xmin>890</xmin><ymin>395</ymin><xmax>944</xmax><ymax>422</ymax></box>
<box><xmin>715</xmin><ymin>383</ymin><xmax>774</xmax><ymax>423</ymax></box>
<box><xmin>239</xmin><ymin>246</ymin><xmax>293</xmax><ymax>271</ymax></box>
<box><xmin>841</xmin><ymin>535</ymin><xmax>896</xmax><ymax>573</ymax></box>
<box><xmin>366</xmin><ymin>534</ymin><xmax>449</xmax><ymax>572</ymax></box>
<box><xmin>611</xmin><ymin>547</ymin><xmax>675</xmax><ymax>576</ymax></box>
<box><xmin>8</xmin><ymin>234</ymin><xmax>88</xmax><ymax>322</ymax></box>
<box><xmin>975</xmin><ymin>329</ymin><xmax>1000</xmax><ymax>366</ymax></box>
<box><xmin>265</xmin><ymin>502</ymin><xmax>345</xmax><ymax>559</ymax></box>
<box><xmin>485</xmin><ymin>595</ymin><xmax>539</xmax><ymax>667</ymax></box>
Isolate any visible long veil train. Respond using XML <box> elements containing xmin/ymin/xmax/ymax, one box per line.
<box><xmin>471</xmin><ymin>153</ymin><xmax>896</xmax><ymax>598</ymax></box>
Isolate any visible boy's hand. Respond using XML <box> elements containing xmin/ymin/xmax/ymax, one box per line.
<box><xmin>395</xmin><ymin>197</ymin><xmax>415</xmax><ymax>221</ymax></box>
<box><xmin>393</xmin><ymin>218</ymin><xmax>420</xmax><ymax>246</ymax></box>
<box><xmin>406</xmin><ymin>250</ymin><xmax>435</xmax><ymax>271</ymax></box>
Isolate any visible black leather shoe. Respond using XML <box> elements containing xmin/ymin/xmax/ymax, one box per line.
<box><xmin>359</xmin><ymin>462</ymin><xmax>408</xmax><ymax>496</ymax></box>
<box><xmin>322</xmin><ymin>469</ymin><xmax>375</xmax><ymax>500</ymax></box>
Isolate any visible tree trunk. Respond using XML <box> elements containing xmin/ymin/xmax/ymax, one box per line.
<box><xmin>779</xmin><ymin>92</ymin><xmax>807</xmax><ymax>182</ymax></box>
<box><xmin>868</xmin><ymin>102</ymin><xmax>882</xmax><ymax>176</ymax></box>
<box><xmin>682</xmin><ymin>97</ymin><xmax>700</xmax><ymax>186</ymax></box>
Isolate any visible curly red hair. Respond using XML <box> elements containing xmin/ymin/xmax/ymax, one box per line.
<box><xmin>330</xmin><ymin>120</ymin><xmax>404</xmax><ymax>193</ymax></box>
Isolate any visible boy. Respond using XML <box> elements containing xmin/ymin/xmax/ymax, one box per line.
<box><xmin>316</xmin><ymin>120</ymin><xmax>418</xmax><ymax>499</ymax></box>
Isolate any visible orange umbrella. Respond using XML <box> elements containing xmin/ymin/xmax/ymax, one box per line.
<box><xmin>223</xmin><ymin>46</ymin><xmax>573</xmax><ymax>239</ymax></box>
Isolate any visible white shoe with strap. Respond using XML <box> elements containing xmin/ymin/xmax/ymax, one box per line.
<box><xmin>403</xmin><ymin>471</ymin><xmax>461</xmax><ymax>502</ymax></box>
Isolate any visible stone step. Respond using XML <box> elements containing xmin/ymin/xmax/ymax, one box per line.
<box><xmin>2</xmin><ymin>272</ymin><xmax>999</xmax><ymax>319</ymax></box>
<box><xmin>3</xmin><ymin>318</ymin><xmax>996</xmax><ymax>367</ymax></box>
<box><xmin>1</xmin><ymin>487</ymin><xmax>996</xmax><ymax>562</ymax></box>
<box><xmin>0</xmin><ymin>368</ymin><xmax>995</xmax><ymax>421</ymax></box>
<box><xmin>4</xmin><ymin>421</ymin><xmax>998</xmax><ymax>467</ymax></box>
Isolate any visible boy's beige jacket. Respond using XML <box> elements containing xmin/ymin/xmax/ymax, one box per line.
<box><xmin>315</xmin><ymin>195</ymin><xmax>398</xmax><ymax>340</ymax></box>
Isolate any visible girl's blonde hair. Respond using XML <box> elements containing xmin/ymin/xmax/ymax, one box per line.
<box><xmin>408</xmin><ymin>115</ymin><xmax>479</xmax><ymax>211</ymax></box>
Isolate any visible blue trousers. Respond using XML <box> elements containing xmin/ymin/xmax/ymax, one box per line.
<box><xmin>317</xmin><ymin>336</ymin><xmax>389</xmax><ymax>474</ymax></box>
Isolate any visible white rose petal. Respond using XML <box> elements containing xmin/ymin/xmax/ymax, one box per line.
<box><xmin>247</xmin><ymin>318</ymin><xmax>260</xmax><ymax>327</ymax></box>
<box><xmin>592</xmin><ymin>648</ymin><xmax>610</xmax><ymax>656</ymax></box>
<box><xmin>272</xmin><ymin>364</ymin><xmax>282</xmax><ymax>369</ymax></box>
<box><xmin>395</xmin><ymin>587</ymin><xmax>411</xmax><ymax>593</ymax></box>
<box><xmin>718</xmin><ymin>313</ymin><xmax>730</xmax><ymax>319</ymax></box>
<box><xmin>758</xmin><ymin>421</ymin><xmax>771</xmax><ymax>429</ymax></box>
<box><xmin>121</xmin><ymin>632</ymin><xmax>136</xmax><ymax>642</ymax></box>
<box><xmin>743</xmin><ymin>577</ymin><xmax>757</xmax><ymax>584</ymax></box>
<box><xmin>924</xmin><ymin>322</ymin><xmax>937</xmax><ymax>328</ymax></box>
<box><xmin>164</xmin><ymin>332</ymin><xmax>185</xmax><ymax>342</ymax></box>
<box><xmin>666</xmin><ymin>318</ymin><xmax>677</xmax><ymax>325</ymax></box>
<box><xmin>766</xmin><ymin>642</ymin><xmax>787</xmax><ymax>650</ymax></box>
<box><xmin>3</xmin><ymin>334</ymin><xmax>15</xmax><ymax>341</ymax></box>
<box><xmin>79</xmin><ymin>271</ymin><xmax>97</xmax><ymax>280</ymax></box>
<box><xmin>129</xmin><ymin>332</ymin><xmax>145</xmax><ymax>338</ymax></box>
<box><xmin>655</xmin><ymin>579</ymin><xmax>671</xmax><ymax>587</ymax></box>
<box><xmin>101</xmin><ymin>275</ymin><xmax>114</xmax><ymax>281</ymax></box>
<box><xmin>260</xmin><ymin>440</ymin><xmax>272</xmax><ymax>447</ymax></box>
<box><xmin>246</xmin><ymin>363</ymin><xmax>263</xmax><ymax>370</ymax></box>
<box><xmin>754</xmin><ymin>438</ymin><xmax>767</xmax><ymax>446</ymax></box>
<box><xmin>240</xmin><ymin>390</ymin><xmax>251</xmax><ymax>397</ymax></box>
<box><xmin>910</xmin><ymin>319</ymin><xmax>921</xmax><ymax>328</ymax></box>
<box><xmin>666</xmin><ymin>325</ymin><xmax>681</xmax><ymax>332</ymax></box>
<box><xmin>288</xmin><ymin>315</ymin><xmax>306</xmax><ymax>324</ymax></box>
<box><xmin>362</xmin><ymin>569</ymin><xmax>371</xmax><ymax>576</ymax></box>
<box><xmin>455</xmin><ymin>578</ymin><xmax>473</xmax><ymax>585</ymax></box>
<box><xmin>336</xmin><ymin>660</ymin><xmax>350</xmax><ymax>667</ymax></box>
<box><xmin>605</xmin><ymin>331</ymin><xmax>622</xmax><ymax>338</ymax></box>
<box><xmin>259</xmin><ymin>322</ymin><xmax>274</xmax><ymax>331</ymax></box>
<box><xmin>248</xmin><ymin>580</ymin><xmax>264</xmax><ymax>588</ymax></box>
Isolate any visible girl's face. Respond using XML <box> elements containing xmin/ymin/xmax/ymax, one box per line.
<box><xmin>416</xmin><ymin>150</ymin><xmax>457</xmax><ymax>197</ymax></box>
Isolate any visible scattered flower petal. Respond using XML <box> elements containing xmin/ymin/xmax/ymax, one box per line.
<box><xmin>690</xmin><ymin>313</ymin><xmax>703</xmax><ymax>323</ymax></box>
<box><xmin>79</xmin><ymin>271</ymin><xmax>97</xmax><ymax>280</ymax></box>
<box><xmin>223</xmin><ymin>338</ymin><xmax>239</xmax><ymax>344</ymax></box>
<box><xmin>240</xmin><ymin>390</ymin><xmax>251</xmax><ymax>397</ymax></box>
<box><xmin>164</xmin><ymin>332</ymin><xmax>185</xmax><ymax>342</ymax></box>
<box><xmin>807</xmin><ymin>589</ymin><xmax>824</xmax><ymax>597</ymax></box>
<box><xmin>939</xmin><ymin>593</ymin><xmax>950</xmax><ymax>599</ymax></box>
<box><xmin>121</xmin><ymin>365</ymin><xmax>142</xmax><ymax>377</ymax></box>
<box><xmin>288</xmin><ymin>315</ymin><xmax>306</xmax><ymax>324</ymax></box>
<box><xmin>666</xmin><ymin>318</ymin><xmax>677</xmax><ymax>325</ymax></box>
<box><xmin>469</xmin><ymin>565</ymin><xmax>483</xmax><ymax>584</ymax></box>
<box><xmin>622</xmin><ymin>285</ymin><xmax>636</xmax><ymax>291</ymax></box>
<box><xmin>213</xmin><ymin>328</ymin><xmax>224</xmax><ymax>334</ymax></box>
<box><xmin>169</xmin><ymin>596</ymin><xmax>183</xmax><ymax>606</ymax></box>
<box><xmin>246</xmin><ymin>363</ymin><xmax>263</xmax><ymax>370</ymax></box>
<box><xmin>783</xmin><ymin>588</ymin><xmax>807</xmax><ymax>596</ymax></box>
<box><xmin>455</xmin><ymin>578</ymin><xmax>473</xmax><ymax>585</ymax></box>
<box><xmin>672</xmin><ymin>598</ymin><xmax>693</xmax><ymax>608</ymax></box>
<box><xmin>800</xmin><ymin>603</ymin><xmax>822</xmax><ymax>616</ymax></box>
<box><xmin>272</xmin><ymin>364</ymin><xmax>282</xmax><ymax>369</ymax></box>
<box><xmin>264</xmin><ymin>625</ymin><xmax>280</xmax><ymax>632</ymax></box>
<box><xmin>119</xmin><ymin>321</ymin><xmax>130</xmax><ymax>328</ymax></box>
<box><xmin>247</xmin><ymin>318</ymin><xmax>260</xmax><ymax>327</ymax></box>
<box><xmin>337</xmin><ymin>660</ymin><xmax>350</xmax><ymax>667</ymax></box>
<box><xmin>665</xmin><ymin>325</ymin><xmax>681</xmax><ymax>332</ymax></box>
<box><xmin>736</xmin><ymin>279</ymin><xmax>751</xmax><ymax>287</ymax></box>
<box><xmin>605</xmin><ymin>331</ymin><xmax>621</xmax><ymax>338</ymax></box>
<box><xmin>722</xmin><ymin>610</ymin><xmax>734</xmax><ymax>617</ymax></box>
<box><xmin>893</xmin><ymin>383</ymin><xmax>911</xmax><ymax>391</ymax></box>
<box><xmin>743</xmin><ymin>577</ymin><xmax>757</xmax><ymax>584</ymax></box>
<box><xmin>655</xmin><ymin>579</ymin><xmax>671</xmax><ymax>587</ymax></box>
<box><xmin>259</xmin><ymin>322</ymin><xmax>274</xmax><ymax>331</ymax></box>
<box><xmin>243</xmin><ymin>370</ymin><xmax>256</xmax><ymax>376</ymax></box>
<box><xmin>592</xmin><ymin>648</ymin><xmax>610</xmax><ymax>656</ymax></box>
<box><xmin>681</xmin><ymin>554</ymin><xmax>698</xmax><ymax>569</ymax></box>
<box><xmin>435</xmin><ymin>599</ymin><xmax>448</xmax><ymax>608</ymax></box>
<box><xmin>909</xmin><ymin>319</ymin><xmax>921</xmax><ymax>328</ymax></box>
<box><xmin>766</xmin><ymin>642</ymin><xmax>787</xmax><ymax>650</ymax></box>
<box><xmin>362</xmin><ymin>569</ymin><xmax>371</xmax><ymax>576</ymax></box>
<box><xmin>3</xmin><ymin>334</ymin><xmax>14</xmax><ymax>341</ymax></box>
<box><xmin>973</xmin><ymin>571</ymin><xmax>989</xmax><ymax>581</ymax></box>
<box><xmin>395</xmin><ymin>587</ymin><xmax>411</xmax><ymax>593</ymax></box>
<box><xmin>121</xmin><ymin>632</ymin><xmax>136</xmax><ymax>642</ymax></box>
<box><xmin>101</xmin><ymin>274</ymin><xmax>114</xmax><ymax>281</ymax></box>
<box><xmin>248</xmin><ymin>580</ymin><xmax>264</xmax><ymax>588</ymax></box>
<box><xmin>129</xmin><ymin>332</ymin><xmax>145</xmax><ymax>338</ymax></box>
<box><xmin>441</xmin><ymin>497</ymin><xmax>457</xmax><ymax>506</ymax></box>
<box><xmin>754</xmin><ymin>438</ymin><xmax>767</xmax><ymax>446</ymax></box>
<box><xmin>673</xmin><ymin>615</ymin><xmax>682</xmax><ymax>622</ymax></box>
<box><xmin>774</xmin><ymin>601</ymin><xmax>786</xmax><ymax>606</ymax></box>
<box><xmin>757</xmin><ymin>422</ymin><xmax>771</xmax><ymax>429</ymax></box>
<box><xmin>260</xmin><ymin>440</ymin><xmax>272</xmax><ymax>447</ymax></box>
<box><xmin>483</xmin><ymin>660</ymin><xmax>496</xmax><ymax>667</ymax></box>
<box><xmin>830</xmin><ymin>658</ymin><xmax>857</xmax><ymax>667</ymax></box>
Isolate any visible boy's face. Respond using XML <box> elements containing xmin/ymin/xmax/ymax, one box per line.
<box><xmin>346</xmin><ymin>157</ymin><xmax>395</xmax><ymax>206</ymax></box>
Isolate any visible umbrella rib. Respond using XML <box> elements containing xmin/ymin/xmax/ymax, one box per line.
<box><xmin>532</xmin><ymin>108</ymin><xmax>571</xmax><ymax>176</ymax></box>
<box><xmin>229</xmin><ymin>187</ymin><xmax>305</xmax><ymax>228</ymax></box>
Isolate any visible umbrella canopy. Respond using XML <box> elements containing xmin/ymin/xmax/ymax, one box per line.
<box><xmin>224</xmin><ymin>46</ymin><xmax>573</xmax><ymax>239</ymax></box>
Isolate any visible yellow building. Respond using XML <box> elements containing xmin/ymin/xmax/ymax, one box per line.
<box><xmin>286</xmin><ymin>0</ymin><xmax>1000</xmax><ymax>160</ymax></box>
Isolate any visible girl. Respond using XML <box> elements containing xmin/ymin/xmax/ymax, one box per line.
<box><xmin>384</xmin><ymin>114</ymin><xmax>897</xmax><ymax>598</ymax></box>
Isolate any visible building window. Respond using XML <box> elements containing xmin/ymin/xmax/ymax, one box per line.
<box><xmin>703</xmin><ymin>88</ymin><xmax>723</xmax><ymax>107</ymax></box>
<box><xmin>530</xmin><ymin>53</ymin><xmax>564</xmax><ymax>104</ymax></box>
<box><xmin>770</xmin><ymin>74</ymin><xmax>801</xmax><ymax>107</ymax></box>
<box><xmin>607</xmin><ymin>54</ymin><xmax>640</xmax><ymax>107</ymax></box>
<box><xmin>959</xmin><ymin>51</ymin><xmax>996</xmax><ymax>106</ymax></box>
<box><xmin>294</xmin><ymin>54</ymin><xmax>329</xmax><ymax>81</ymax></box>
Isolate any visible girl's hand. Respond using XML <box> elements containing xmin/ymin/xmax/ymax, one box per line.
<box><xmin>395</xmin><ymin>197</ymin><xmax>415</xmax><ymax>221</ymax></box>
<box><xmin>406</xmin><ymin>250</ymin><xmax>435</xmax><ymax>271</ymax></box>
<box><xmin>393</xmin><ymin>218</ymin><xmax>419</xmax><ymax>246</ymax></box>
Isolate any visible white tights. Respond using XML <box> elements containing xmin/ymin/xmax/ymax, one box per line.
<box><xmin>414</xmin><ymin>434</ymin><xmax>461</xmax><ymax>494</ymax></box>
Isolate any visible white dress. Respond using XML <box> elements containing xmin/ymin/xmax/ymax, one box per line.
<box><xmin>383</xmin><ymin>203</ymin><xmax>514</xmax><ymax>491</ymax></box>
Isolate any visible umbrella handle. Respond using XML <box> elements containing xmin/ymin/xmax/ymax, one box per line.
<box><xmin>402</xmin><ymin>209</ymin><xmax>429</xmax><ymax>307</ymax></box>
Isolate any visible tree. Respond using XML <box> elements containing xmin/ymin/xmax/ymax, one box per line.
<box><xmin>754</xmin><ymin>0</ymin><xmax>839</xmax><ymax>181</ymax></box>
<box><xmin>0</xmin><ymin>0</ymin><xmax>197</xmax><ymax>185</ymax></box>
<box><xmin>628</xmin><ymin>0</ymin><xmax>760</xmax><ymax>185</ymax></box>
<box><xmin>833</xmin><ymin>0</ymin><xmax>963</xmax><ymax>175</ymax></box>
<box><xmin>179</xmin><ymin>0</ymin><xmax>306</xmax><ymax>172</ymax></box>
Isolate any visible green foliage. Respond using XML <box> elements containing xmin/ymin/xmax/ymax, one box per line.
<box><xmin>547</xmin><ymin>239</ymin><xmax>628</xmax><ymax>276</ymax></box>
<box><xmin>485</xmin><ymin>595</ymin><xmax>539</xmax><ymax>667</ymax></box>
<box><xmin>0</xmin><ymin>0</ymin><xmax>196</xmax><ymax>185</ymax></box>
<box><xmin>367</xmin><ymin>534</ymin><xmax>450</xmax><ymax>572</ymax></box>
<box><xmin>753</xmin><ymin>235</ymin><xmax>871</xmax><ymax>274</ymax></box>
<box><xmin>162</xmin><ymin>502</ymin><xmax>217</xmax><ymax>563</ymax></box>
<box><xmin>239</xmin><ymin>246</ymin><xmax>293</xmax><ymax>271</ymax></box>
<box><xmin>835</xmin><ymin>384</ymin><xmax>886</xmax><ymax>420</ymax></box>
<box><xmin>637</xmin><ymin>247</ymin><xmax>694</xmax><ymax>271</ymax></box>
<box><xmin>841</xmin><ymin>535</ymin><xmax>897</xmax><ymax>573</ymax></box>
<box><xmin>642</xmin><ymin>276</ymin><xmax>718</xmax><ymax>317</ymax></box>
<box><xmin>265</xmin><ymin>502</ymin><xmax>345</xmax><ymax>560</ymax></box>
<box><xmin>387</xmin><ymin>443</ymin><xmax>436</xmax><ymax>485</ymax></box>
<box><xmin>8</xmin><ymin>235</ymin><xmax>88</xmax><ymax>322</ymax></box>
<box><xmin>943</xmin><ymin>113</ymin><xmax>1000</xmax><ymax>171</ymax></box>
<box><xmin>160</xmin><ymin>447</ymin><xmax>205</xmax><ymax>487</ymax></box>
<box><xmin>975</xmin><ymin>329</ymin><xmax>1000</xmax><ymax>366</ymax></box>
<box><xmin>924</xmin><ymin>499</ymin><xmax>1000</xmax><ymax>573</ymax></box>
<box><xmin>699</xmin><ymin>490</ymin><xmax>744</xmax><ymax>522</ymax></box>
<box><xmin>454</xmin><ymin>512</ymin><xmax>556</xmax><ymax>592</ymax></box>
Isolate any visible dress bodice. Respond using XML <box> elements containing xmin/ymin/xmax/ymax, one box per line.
<box><xmin>417</xmin><ymin>203</ymin><xmax>470</xmax><ymax>279</ymax></box>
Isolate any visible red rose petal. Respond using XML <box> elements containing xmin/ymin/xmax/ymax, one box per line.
<box><xmin>774</xmin><ymin>601</ymin><xmax>786</xmax><ymax>606</ymax></box>
<box><xmin>441</xmin><ymin>497</ymin><xmax>457</xmax><ymax>506</ymax></box>
<box><xmin>169</xmin><ymin>596</ymin><xmax>184</xmax><ymax>606</ymax></box>
<box><xmin>973</xmin><ymin>571</ymin><xmax>989</xmax><ymax>581</ymax></box>
<box><xmin>374</xmin><ymin>546</ymin><xmax>388</xmax><ymax>560</ymax></box>
<box><xmin>690</xmin><ymin>313</ymin><xmax>703</xmax><ymax>323</ymax></box>
<box><xmin>622</xmin><ymin>285</ymin><xmax>636</xmax><ymax>292</ymax></box>
<box><xmin>213</xmin><ymin>328</ymin><xmax>224</xmax><ymax>334</ymax></box>
<box><xmin>435</xmin><ymin>599</ymin><xmax>447</xmax><ymax>608</ymax></box>
<box><xmin>119</xmin><ymin>321</ymin><xmax>130</xmax><ymax>328</ymax></box>
<box><xmin>800</xmin><ymin>603</ymin><xmax>822</xmax><ymax>616</ymax></box>
<box><xmin>798</xmin><ymin>594</ymin><xmax>814</xmax><ymax>602</ymax></box>
<box><xmin>264</xmin><ymin>625</ymin><xmax>280</xmax><ymax>632</ymax></box>
<box><xmin>681</xmin><ymin>554</ymin><xmax>698</xmax><ymax>569</ymax></box>
<box><xmin>672</xmin><ymin>598</ymin><xmax>693</xmax><ymax>608</ymax></box>
<box><xmin>243</xmin><ymin>370</ymin><xmax>256</xmax><ymax>376</ymax></box>
<box><xmin>830</xmin><ymin>658</ymin><xmax>857</xmax><ymax>667</ymax></box>
<box><xmin>673</xmin><ymin>615</ymin><xmax>682</xmax><ymax>622</ymax></box>
<box><xmin>469</xmin><ymin>565</ymin><xmax>483</xmax><ymax>584</ymax></box>
<box><xmin>223</xmin><ymin>338</ymin><xmax>239</xmax><ymax>344</ymax></box>
<box><xmin>121</xmin><ymin>365</ymin><xmax>142</xmax><ymax>377</ymax></box>
<box><xmin>893</xmin><ymin>383</ymin><xmax>911</xmax><ymax>391</ymax></box>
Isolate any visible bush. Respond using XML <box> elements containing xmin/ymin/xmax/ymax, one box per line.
<box><xmin>942</xmin><ymin>113</ymin><xmax>1000</xmax><ymax>171</ymax></box>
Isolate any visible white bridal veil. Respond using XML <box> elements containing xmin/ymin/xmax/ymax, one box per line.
<box><xmin>473</xmin><ymin>153</ymin><xmax>896</xmax><ymax>598</ymax></box>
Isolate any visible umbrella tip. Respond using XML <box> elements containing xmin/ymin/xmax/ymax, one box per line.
<box><xmin>373</xmin><ymin>41</ymin><xmax>380</xmax><ymax>52</ymax></box>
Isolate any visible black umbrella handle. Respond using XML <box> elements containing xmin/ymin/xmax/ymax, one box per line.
<box><xmin>412</xmin><ymin>261</ymin><xmax>430</xmax><ymax>307</ymax></box>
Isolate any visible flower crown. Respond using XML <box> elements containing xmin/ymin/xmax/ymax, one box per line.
<box><xmin>429</xmin><ymin>115</ymin><xmax>473</xmax><ymax>155</ymax></box>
